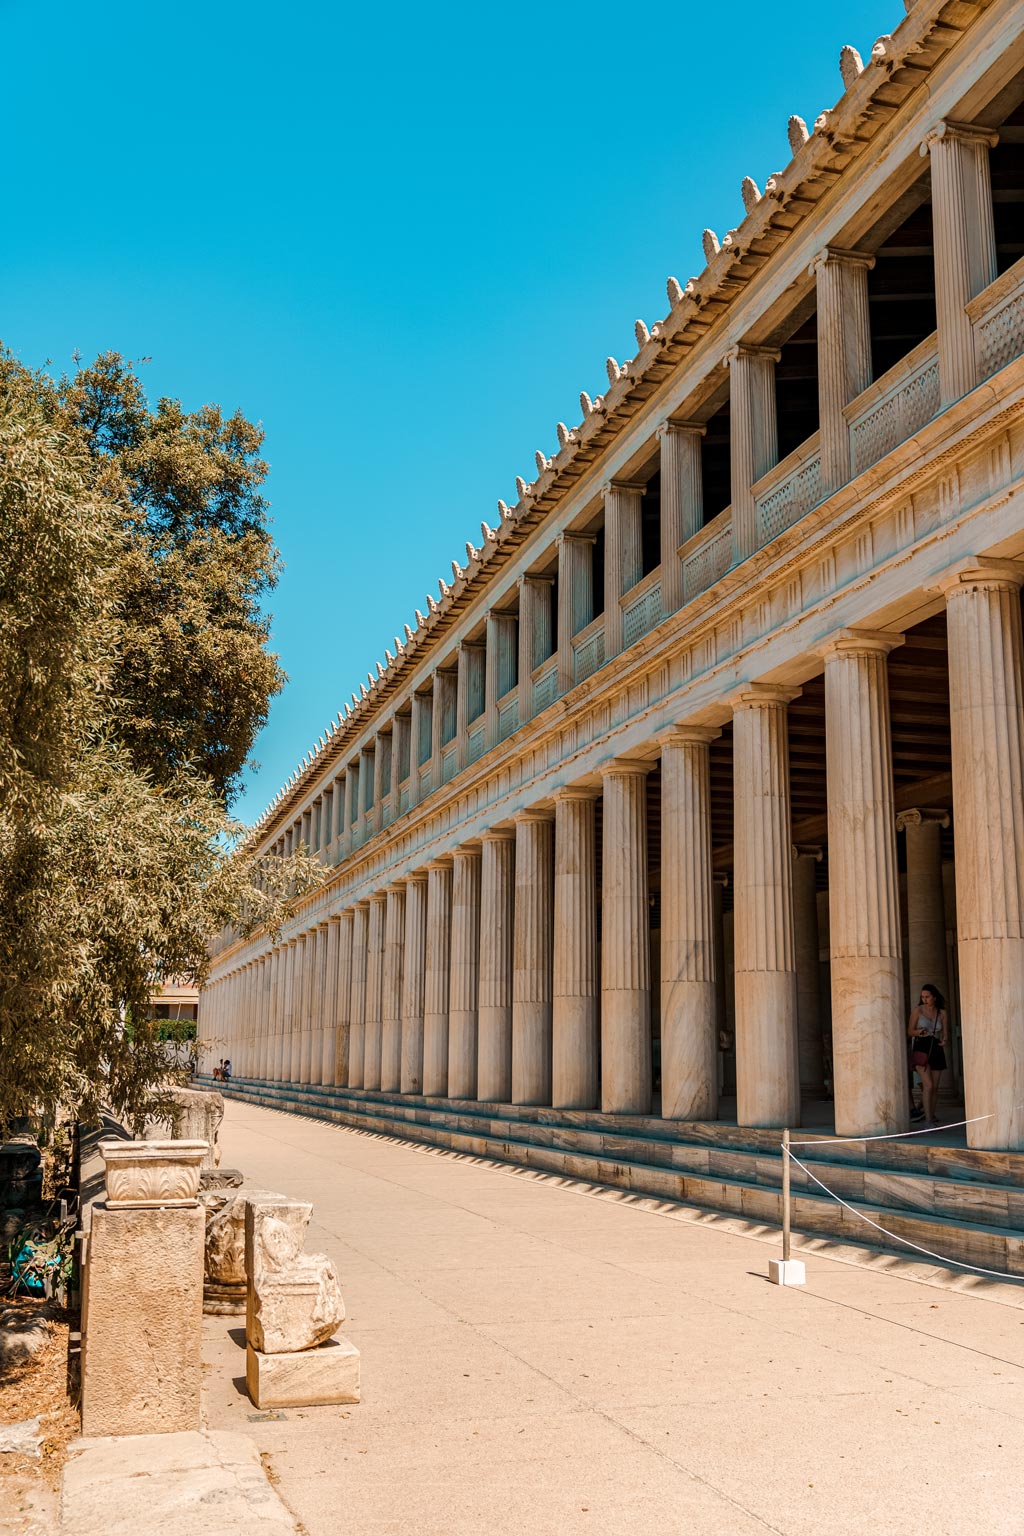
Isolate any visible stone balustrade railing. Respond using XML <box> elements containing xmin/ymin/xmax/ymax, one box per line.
<box><xmin>532</xmin><ymin>655</ymin><xmax>559</xmax><ymax>713</ymax></box>
<box><xmin>681</xmin><ymin>507</ymin><xmax>732</xmax><ymax>603</ymax></box>
<box><xmin>755</xmin><ymin>430</ymin><xmax>823</xmax><ymax>546</ymax></box>
<box><xmin>845</xmin><ymin>333</ymin><xmax>940</xmax><ymax>477</ymax></box>
<box><xmin>467</xmin><ymin>719</ymin><xmax>487</xmax><ymax>764</ymax></box>
<box><xmin>621</xmin><ymin>570</ymin><xmax>663</xmax><ymax>649</ymax></box>
<box><xmin>572</xmin><ymin>615</ymin><xmax>606</xmax><ymax>685</ymax></box>
<box><xmin>968</xmin><ymin>254</ymin><xmax>1024</xmax><ymax>384</ymax></box>
<box><xmin>496</xmin><ymin>689</ymin><xmax>518</xmax><ymax>742</ymax></box>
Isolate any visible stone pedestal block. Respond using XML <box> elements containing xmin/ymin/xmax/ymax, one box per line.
<box><xmin>245</xmin><ymin>1337</ymin><xmax>361</xmax><ymax>1408</ymax></box>
<box><xmin>81</xmin><ymin>1202</ymin><xmax>204</xmax><ymax>1436</ymax></box>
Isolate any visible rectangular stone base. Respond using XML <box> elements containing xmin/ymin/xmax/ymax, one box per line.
<box><xmin>768</xmin><ymin>1258</ymin><xmax>806</xmax><ymax>1287</ymax></box>
<box><xmin>246</xmin><ymin>1336</ymin><xmax>360</xmax><ymax>1408</ymax></box>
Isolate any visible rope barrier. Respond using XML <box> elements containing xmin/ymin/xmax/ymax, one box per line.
<box><xmin>789</xmin><ymin>1110</ymin><xmax>993</xmax><ymax>1147</ymax></box>
<box><xmin>784</xmin><ymin>1149</ymin><xmax>1023</xmax><ymax>1282</ymax></box>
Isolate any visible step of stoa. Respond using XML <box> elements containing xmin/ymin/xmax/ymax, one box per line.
<box><xmin>205</xmin><ymin>1076</ymin><xmax>1024</xmax><ymax>1277</ymax></box>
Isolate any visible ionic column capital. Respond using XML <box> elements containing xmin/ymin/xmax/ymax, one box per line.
<box><xmin>920</xmin><ymin>119</ymin><xmax>999</xmax><ymax>156</ymax></box>
<box><xmin>725</xmin><ymin>342</ymin><xmax>781</xmax><ymax>366</ymax></box>
<box><xmin>602</xmin><ymin>478</ymin><xmax>647</xmax><ymax>499</ymax></box>
<box><xmin>896</xmin><ymin>807</ymin><xmax>950</xmax><ymax>832</ymax></box>
<box><xmin>555</xmin><ymin>530</ymin><xmax>596</xmax><ymax>549</ymax></box>
<box><xmin>927</xmin><ymin>556</ymin><xmax>1024</xmax><ymax>597</ymax></box>
<box><xmin>808</xmin><ymin>245</ymin><xmax>875</xmax><ymax>277</ymax></box>
<box><xmin>792</xmin><ymin>844</ymin><xmax>823</xmax><ymax>861</ymax></box>
<box><xmin>816</xmin><ymin>626</ymin><xmax>905</xmax><ymax>661</ymax></box>
<box><xmin>657</xmin><ymin>418</ymin><xmax>706</xmax><ymax>441</ymax></box>
<box><xmin>516</xmin><ymin>571</ymin><xmax>554</xmax><ymax>590</ymax></box>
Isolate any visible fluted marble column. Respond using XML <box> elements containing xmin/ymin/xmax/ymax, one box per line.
<box><xmin>937</xmin><ymin>560</ymin><xmax>1024</xmax><ymax>1148</ymax></box>
<box><xmin>478</xmin><ymin>829</ymin><xmax>516</xmax><ymax>1102</ymax></box>
<box><xmin>400</xmin><ymin>873</ymin><xmax>428</xmax><ymax>1093</ymax></box>
<box><xmin>732</xmin><ymin>685</ymin><xmax>800</xmax><ymax>1127</ymax></box>
<box><xmin>363</xmin><ymin>893</ymin><xmax>387</xmax><ymax>1090</ymax></box>
<box><xmin>266</xmin><ymin>948</ymin><xmax>281</xmax><ymax>1081</ymax></box>
<box><xmin>897</xmin><ymin>809</ymin><xmax>951</xmax><ymax>1013</ymax></box>
<box><xmin>659</xmin><ymin>727</ymin><xmax>719</xmax><ymax>1121</ymax></box>
<box><xmin>793</xmin><ymin>846</ymin><xmax>824</xmax><ymax>1095</ymax></box>
<box><xmin>449</xmin><ymin>846</ymin><xmax>482</xmax><ymax>1098</ymax></box>
<box><xmin>921</xmin><ymin>121</ymin><xmax>998</xmax><ymax>406</ymax></box>
<box><xmin>276</xmin><ymin>943</ymin><xmax>293</xmax><ymax>1081</ymax></box>
<box><xmin>423</xmin><ymin>859</ymin><xmax>453</xmax><ymax>1096</ymax></box>
<box><xmin>600</xmin><ymin>759</ymin><xmax>652</xmax><ymax>1114</ymax></box>
<box><xmin>334</xmin><ymin>911</ymin><xmax>353</xmax><ymax>1086</ymax></box>
<box><xmin>552</xmin><ymin>788</ymin><xmax>599</xmax><ymax>1109</ymax></box>
<box><xmin>727</xmin><ymin>344</ymin><xmax>779</xmax><ymax>565</ymax></box>
<box><xmin>812</xmin><ymin>247</ymin><xmax>874</xmax><ymax>493</ymax></box>
<box><xmin>822</xmin><ymin>632</ymin><xmax>907</xmax><ymax>1135</ymax></box>
<box><xmin>289</xmin><ymin>934</ymin><xmax>307</xmax><ymax>1084</ymax></box>
<box><xmin>603</xmin><ymin>481</ymin><xmax>645</xmax><ymax>659</ymax></box>
<box><xmin>512</xmin><ymin>811</ymin><xmax>554</xmax><ymax>1105</ymax></box>
<box><xmin>309</xmin><ymin>925</ymin><xmax>327</xmax><ymax>1085</ymax></box>
<box><xmin>381</xmin><ymin>884</ymin><xmax>406</xmax><ymax>1091</ymax></box>
<box><xmin>348</xmin><ymin>901</ymin><xmax>369</xmax><ymax>1087</ymax></box>
<box><xmin>321</xmin><ymin>917</ymin><xmax>340</xmax><ymax>1086</ymax></box>
<box><xmin>556</xmin><ymin>534</ymin><xmax>595</xmax><ymax>693</ymax></box>
<box><xmin>658</xmin><ymin>423</ymin><xmax>705</xmax><ymax>614</ymax></box>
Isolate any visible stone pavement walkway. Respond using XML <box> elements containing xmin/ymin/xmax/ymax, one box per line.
<box><xmin>204</xmin><ymin>1098</ymin><xmax>1024</xmax><ymax>1536</ymax></box>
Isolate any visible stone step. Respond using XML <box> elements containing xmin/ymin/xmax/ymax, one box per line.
<box><xmin>204</xmin><ymin>1077</ymin><xmax>1024</xmax><ymax>1277</ymax></box>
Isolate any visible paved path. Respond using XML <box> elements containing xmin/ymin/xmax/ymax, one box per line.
<box><xmin>204</xmin><ymin>1098</ymin><xmax>1024</xmax><ymax>1536</ymax></box>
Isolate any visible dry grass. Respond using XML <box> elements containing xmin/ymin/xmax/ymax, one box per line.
<box><xmin>0</xmin><ymin>1295</ymin><xmax>79</xmax><ymax>1535</ymax></box>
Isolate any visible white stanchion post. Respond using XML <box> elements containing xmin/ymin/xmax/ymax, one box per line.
<box><xmin>769</xmin><ymin>1128</ymin><xmax>806</xmax><ymax>1286</ymax></box>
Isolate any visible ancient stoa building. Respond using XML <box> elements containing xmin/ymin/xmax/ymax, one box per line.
<box><xmin>204</xmin><ymin>0</ymin><xmax>1024</xmax><ymax>1259</ymax></box>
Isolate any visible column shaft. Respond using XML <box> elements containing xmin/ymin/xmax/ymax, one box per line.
<box><xmin>381</xmin><ymin>886</ymin><xmax>406</xmax><ymax>1091</ymax></box>
<box><xmin>898</xmin><ymin>811</ymin><xmax>951</xmax><ymax>1011</ymax></box>
<box><xmin>732</xmin><ymin>686</ymin><xmax>800</xmax><ymax>1127</ymax></box>
<box><xmin>556</xmin><ymin>535</ymin><xmax>595</xmax><ymax>693</ymax></box>
<box><xmin>941</xmin><ymin>563</ymin><xmax>1024</xmax><ymax>1148</ymax></box>
<box><xmin>552</xmin><ymin>791</ymin><xmax>599</xmax><ymax>1108</ymax></box>
<box><xmin>400</xmin><ymin>874</ymin><xmax>428</xmax><ymax>1093</ymax></box>
<box><xmin>922</xmin><ymin>122</ymin><xmax>998</xmax><ymax>405</ymax></box>
<box><xmin>600</xmin><ymin>761</ymin><xmax>652</xmax><ymax>1114</ymax></box>
<box><xmin>603</xmin><ymin>481</ymin><xmax>644</xmax><ymax>659</ymax></box>
<box><xmin>512</xmin><ymin>813</ymin><xmax>554</xmax><ymax>1105</ymax></box>
<box><xmin>449</xmin><ymin>847</ymin><xmax>482</xmax><ymax>1098</ymax></box>
<box><xmin>363</xmin><ymin>894</ymin><xmax>387</xmax><ymax>1090</ymax></box>
<box><xmin>478</xmin><ymin>831</ymin><xmax>516</xmax><ymax>1102</ymax></box>
<box><xmin>423</xmin><ymin>861</ymin><xmax>453</xmax><ymax>1095</ymax></box>
<box><xmin>348</xmin><ymin>903</ymin><xmax>369</xmax><ymax>1087</ymax></box>
<box><xmin>728</xmin><ymin>345</ymin><xmax>779</xmax><ymax>564</ymax></box>
<box><xmin>823</xmin><ymin>633</ymin><xmax>907</xmax><ymax>1135</ymax></box>
<box><xmin>335</xmin><ymin>911</ymin><xmax>353</xmax><ymax>1086</ymax></box>
<box><xmin>658</xmin><ymin>424</ymin><xmax>704</xmax><ymax>613</ymax></box>
<box><xmin>322</xmin><ymin>918</ymin><xmax>340</xmax><ymax>1086</ymax></box>
<box><xmin>660</xmin><ymin>729</ymin><xmax>719</xmax><ymax>1120</ymax></box>
<box><xmin>793</xmin><ymin>848</ymin><xmax>824</xmax><ymax>1094</ymax></box>
<box><xmin>813</xmin><ymin>248</ymin><xmax>874</xmax><ymax>493</ymax></box>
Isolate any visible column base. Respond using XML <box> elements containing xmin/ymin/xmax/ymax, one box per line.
<box><xmin>246</xmin><ymin>1336</ymin><xmax>360</xmax><ymax>1409</ymax></box>
<box><xmin>552</xmin><ymin>997</ymin><xmax>599</xmax><ymax>1109</ymax></box>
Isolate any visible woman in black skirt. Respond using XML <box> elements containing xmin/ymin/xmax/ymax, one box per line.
<box><xmin>908</xmin><ymin>985</ymin><xmax>948</xmax><ymax>1128</ymax></box>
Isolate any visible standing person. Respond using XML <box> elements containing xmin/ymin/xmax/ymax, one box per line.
<box><xmin>907</xmin><ymin>985</ymin><xmax>948</xmax><ymax>1128</ymax></box>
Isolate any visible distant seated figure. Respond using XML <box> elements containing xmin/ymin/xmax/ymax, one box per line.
<box><xmin>213</xmin><ymin>1059</ymin><xmax>225</xmax><ymax>1081</ymax></box>
<box><xmin>222</xmin><ymin>1059</ymin><xmax>232</xmax><ymax>1081</ymax></box>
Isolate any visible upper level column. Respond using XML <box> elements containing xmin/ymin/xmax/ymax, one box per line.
<box><xmin>485</xmin><ymin>611</ymin><xmax>517</xmax><ymax>748</ymax></box>
<box><xmin>727</xmin><ymin>345</ymin><xmax>779</xmax><ymax>565</ymax></box>
<box><xmin>812</xmin><ymin>248</ymin><xmax>874</xmax><ymax>495</ymax></box>
<box><xmin>456</xmin><ymin>643</ymin><xmax>485</xmax><ymax>771</ymax></box>
<box><xmin>920</xmin><ymin>121</ymin><xmax>998</xmax><ymax>406</ymax></box>
<box><xmin>409</xmin><ymin>691</ymin><xmax>430</xmax><ymax>809</ymax></box>
<box><xmin>556</xmin><ymin>533</ymin><xmax>595</xmax><ymax>694</ymax></box>
<box><xmin>517</xmin><ymin>575</ymin><xmax>553</xmax><ymax>726</ymax></box>
<box><xmin>431</xmin><ymin>669</ymin><xmax>457</xmax><ymax>790</ymax></box>
<box><xmin>658</xmin><ymin>423</ymin><xmax>704</xmax><ymax>615</ymax></box>
<box><xmin>603</xmin><ymin>481</ymin><xmax>644</xmax><ymax>660</ymax></box>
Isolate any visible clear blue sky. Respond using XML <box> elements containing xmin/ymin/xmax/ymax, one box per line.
<box><xmin>5</xmin><ymin>0</ymin><xmax>897</xmax><ymax>825</ymax></box>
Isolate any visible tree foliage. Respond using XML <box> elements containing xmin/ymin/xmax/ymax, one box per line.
<box><xmin>0</xmin><ymin>350</ymin><xmax>321</xmax><ymax>1135</ymax></box>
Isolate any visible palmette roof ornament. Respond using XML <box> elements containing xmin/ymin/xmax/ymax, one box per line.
<box><xmin>666</xmin><ymin>276</ymin><xmax>683</xmax><ymax>305</ymax></box>
<box><xmin>481</xmin><ymin>521</ymin><xmax>496</xmax><ymax>542</ymax></box>
<box><xmin>839</xmin><ymin>44</ymin><xmax>864</xmax><ymax>87</ymax></box>
<box><xmin>556</xmin><ymin>422</ymin><xmax>572</xmax><ymax>448</ymax></box>
<box><xmin>701</xmin><ymin>229</ymin><xmax>720</xmax><ymax>262</ymax></box>
<box><xmin>740</xmin><ymin>177</ymin><xmax>761</xmax><ymax>212</ymax></box>
<box><xmin>634</xmin><ymin>319</ymin><xmax>650</xmax><ymax>346</ymax></box>
<box><xmin>788</xmin><ymin>115</ymin><xmax>809</xmax><ymax>152</ymax></box>
<box><xmin>535</xmin><ymin>450</ymin><xmax>549</xmax><ymax>475</ymax></box>
<box><xmin>497</xmin><ymin>498</ymin><xmax>511</xmax><ymax>521</ymax></box>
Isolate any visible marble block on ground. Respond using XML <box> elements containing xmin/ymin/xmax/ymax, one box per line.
<box><xmin>246</xmin><ymin>1336</ymin><xmax>361</xmax><ymax>1408</ymax></box>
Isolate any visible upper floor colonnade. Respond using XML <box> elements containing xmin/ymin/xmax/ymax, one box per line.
<box><xmin>204</xmin><ymin>0</ymin><xmax>1024</xmax><ymax>1154</ymax></box>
